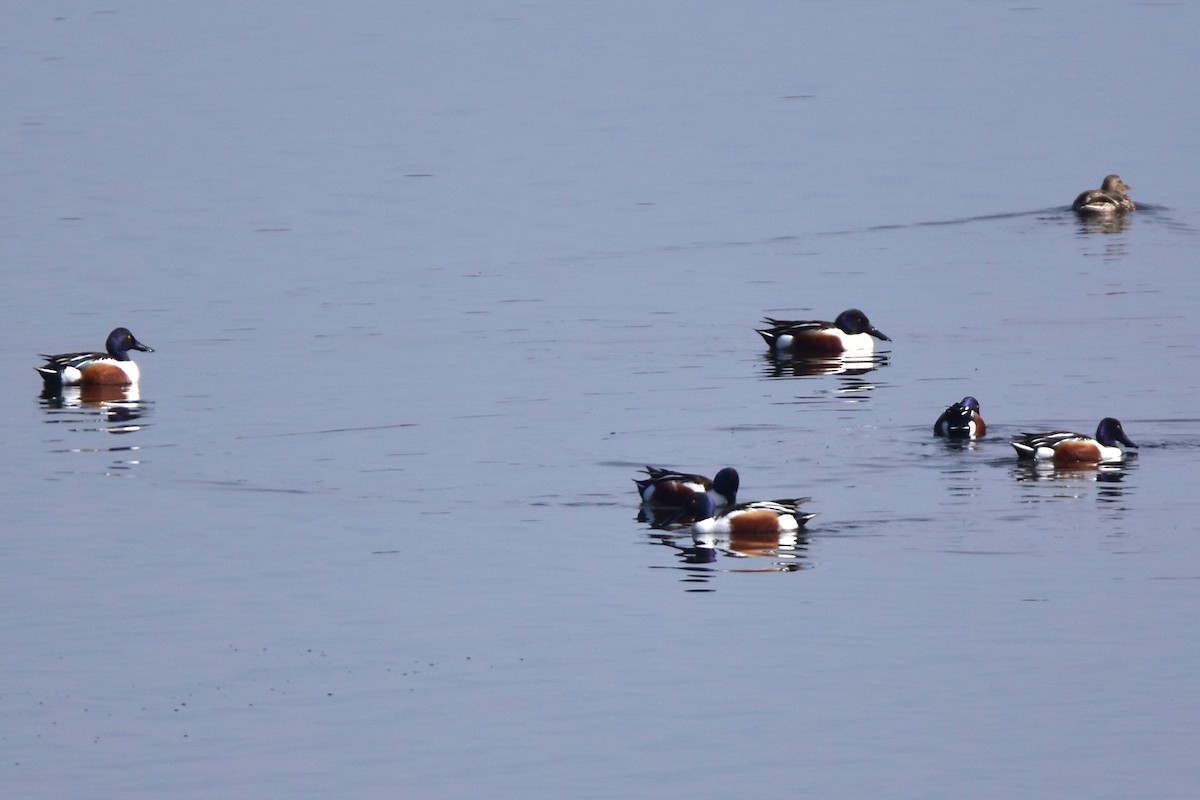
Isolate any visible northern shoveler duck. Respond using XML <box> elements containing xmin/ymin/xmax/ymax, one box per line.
<box><xmin>688</xmin><ymin>493</ymin><xmax>815</xmax><ymax>538</ymax></box>
<box><xmin>1072</xmin><ymin>175</ymin><xmax>1136</xmax><ymax>215</ymax></box>
<box><xmin>35</xmin><ymin>327</ymin><xmax>154</xmax><ymax>388</ymax></box>
<box><xmin>1011</xmin><ymin>417</ymin><xmax>1138</xmax><ymax>464</ymax></box>
<box><xmin>934</xmin><ymin>396</ymin><xmax>986</xmax><ymax>439</ymax></box>
<box><xmin>635</xmin><ymin>466</ymin><xmax>739</xmax><ymax>508</ymax></box>
<box><xmin>757</xmin><ymin>308</ymin><xmax>890</xmax><ymax>355</ymax></box>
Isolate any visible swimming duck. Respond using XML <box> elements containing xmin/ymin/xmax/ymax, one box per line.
<box><xmin>757</xmin><ymin>308</ymin><xmax>890</xmax><ymax>355</ymax></box>
<box><xmin>934</xmin><ymin>396</ymin><xmax>986</xmax><ymax>439</ymax></box>
<box><xmin>688</xmin><ymin>493</ymin><xmax>815</xmax><ymax>537</ymax></box>
<box><xmin>36</xmin><ymin>327</ymin><xmax>154</xmax><ymax>388</ymax></box>
<box><xmin>1011</xmin><ymin>417</ymin><xmax>1137</xmax><ymax>464</ymax></box>
<box><xmin>635</xmin><ymin>466</ymin><xmax>739</xmax><ymax>508</ymax></box>
<box><xmin>1072</xmin><ymin>175</ymin><xmax>1135</xmax><ymax>215</ymax></box>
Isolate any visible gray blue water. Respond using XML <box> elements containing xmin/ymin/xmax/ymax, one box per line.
<box><xmin>3</xmin><ymin>3</ymin><xmax>1199</xmax><ymax>798</ymax></box>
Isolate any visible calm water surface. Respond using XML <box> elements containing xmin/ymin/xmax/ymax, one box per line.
<box><xmin>3</xmin><ymin>2</ymin><xmax>1200</xmax><ymax>798</ymax></box>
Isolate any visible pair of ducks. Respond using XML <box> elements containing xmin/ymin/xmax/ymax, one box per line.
<box><xmin>39</xmin><ymin>312</ymin><xmax>888</xmax><ymax>383</ymax></box>
<box><xmin>636</xmin><ymin>466</ymin><xmax>814</xmax><ymax>539</ymax></box>
<box><xmin>935</xmin><ymin>396</ymin><xmax>1138</xmax><ymax>463</ymax></box>
<box><xmin>40</xmin><ymin>312</ymin><xmax>891</xmax><ymax>387</ymax></box>
<box><xmin>758</xmin><ymin>174</ymin><xmax>1136</xmax><ymax>355</ymax></box>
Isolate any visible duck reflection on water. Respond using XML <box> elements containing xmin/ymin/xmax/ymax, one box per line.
<box><xmin>38</xmin><ymin>383</ymin><xmax>152</xmax><ymax>435</ymax></box>
<box><xmin>646</xmin><ymin>527</ymin><xmax>811</xmax><ymax>579</ymax></box>
<box><xmin>1011</xmin><ymin>459</ymin><xmax>1133</xmax><ymax>505</ymax></box>
<box><xmin>640</xmin><ymin>490</ymin><xmax>815</xmax><ymax>576</ymax></box>
<box><xmin>760</xmin><ymin>350</ymin><xmax>889</xmax><ymax>379</ymax></box>
<box><xmin>1075</xmin><ymin>213</ymin><xmax>1132</xmax><ymax>236</ymax></box>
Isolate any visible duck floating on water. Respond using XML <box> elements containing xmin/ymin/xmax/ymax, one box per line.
<box><xmin>1011</xmin><ymin>417</ymin><xmax>1137</xmax><ymax>464</ymax></box>
<box><xmin>36</xmin><ymin>327</ymin><xmax>155</xmax><ymax>388</ymax></box>
<box><xmin>934</xmin><ymin>396</ymin><xmax>986</xmax><ymax>439</ymax></box>
<box><xmin>757</xmin><ymin>308</ymin><xmax>891</xmax><ymax>355</ymax></box>
<box><xmin>1072</xmin><ymin>175</ymin><xmax>1135</xmax><ymax>215</ymax></box>
<box><xmin>635</xmin><ymin>466</ymin><xmax>739</xmax><ymax>509</ymax></box>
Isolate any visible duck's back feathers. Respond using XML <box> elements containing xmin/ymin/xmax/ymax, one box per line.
<box><xmin>934</xmin><ymin>396</ymin><xmax>986</xmax><ymax>439</ymax></box>
<box><xmin>635</xmin><ymin>466</ymin><xmax>739</xmax><ymax>508</ymax></box>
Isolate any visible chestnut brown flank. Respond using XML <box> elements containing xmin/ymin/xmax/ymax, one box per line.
<box><xmin>1053</xmin><ymin>441</ymin><xmax>1103</xmax><ymax>463</ymax></box>
<box><xmin>788</xmin><ymin>332</ymin><xmax>845</xmax><ymax>355</ymax></box>
<box><xmin>730</xmin><ymin>510</ymin><xmax>786</xmax><ymax>537</ymax></box>
<box><xmin>647</xmin><ymin>483</ymin><xmax>693</xmax><ymax>507</ymax></box>
<box><xmin>79</xmin><ymin>363</ymin><xmax>132</xmax><ymax>385</ymax></box>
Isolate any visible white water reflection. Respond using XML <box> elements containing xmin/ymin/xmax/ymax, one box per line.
<box><xmin>37</xmin><ymin>385</ymin><xmax>153</xmax><ymax>475</ymax></box>
<box><xmin>759</xmin><ymin>351</ymin><xmax>889</xmax><ymax>380</ymax></box>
